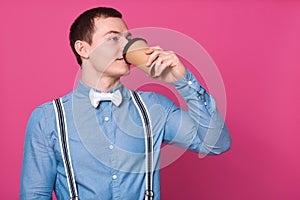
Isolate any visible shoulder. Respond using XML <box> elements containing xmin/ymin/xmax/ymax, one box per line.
<box><xmin>29</xmin><ymin>91</ymin><xmax>73</xmax><ymax>122</ymax></box>
<box><xmin>26</xmin><ymin>92</ymin><xmax>74</xmax><ymax>139</ymax></box>
<box><xmin>135</xmin><ymin>90</ymin><xmax>176</xmax><ymax>111</ymax></box>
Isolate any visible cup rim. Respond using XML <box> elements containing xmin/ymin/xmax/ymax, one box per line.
<box><xmin>123</xmin><ymin>38</ymin><xmax>148</xmax><ymax>64</ymax></box>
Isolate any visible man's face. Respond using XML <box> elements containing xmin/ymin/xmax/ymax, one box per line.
<box><xmin>86</xmin><ymin>17</ymin><xmax>131</xmax><ymax>77</ymax></box>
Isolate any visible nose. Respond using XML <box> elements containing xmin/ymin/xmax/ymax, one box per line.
<box><xmin>119</xmin><ymin>37</ymin><xmax>130</xmax><ymax>58</ymax></box>
<box><xmin>120</xmin><ymin>36</ymin><xmax>130</xmax><ymax>50</ymax></box>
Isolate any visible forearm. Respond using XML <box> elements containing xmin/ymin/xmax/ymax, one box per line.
<box><xmin>173</xmin><ymin>69</ymin><xmax>231</xmax><ymax>154</ymax></box>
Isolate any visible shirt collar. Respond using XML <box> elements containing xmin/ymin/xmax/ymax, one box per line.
<box><xmin>75</xmin><ymin>80</ymin><xmax>131</xmax><ymax>100</ymax></box>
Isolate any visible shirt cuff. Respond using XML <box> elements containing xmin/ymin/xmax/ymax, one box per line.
<box><xmin>173</xmin><ymin>69</ymin><xmax>206</xmax><ymax>100</ymax></box>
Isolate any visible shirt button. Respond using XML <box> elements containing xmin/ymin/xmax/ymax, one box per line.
<box><xmin>188</xmin><ymin>81</ymin><xmax>193</xmax><ymax>85</ymax></box>
<box><xmin>112</xmin><ymin>175</ymin><xmax>117</xmax><ymax>180</ymax></box>
<box><xmin>104</xmin><ymin>117</ymin><xmax>110</xmax><ymax>122</ymax></box>
<box><xmin>109</xmin><ymin>145</ymin><xmax>114</xmax><ymax>150</ymax></box>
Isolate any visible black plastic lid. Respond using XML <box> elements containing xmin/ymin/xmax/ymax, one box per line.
<box><xmin>122</xmin><ymin>38</ymin><xmax>147</xmax><ymax>64</ymax></box>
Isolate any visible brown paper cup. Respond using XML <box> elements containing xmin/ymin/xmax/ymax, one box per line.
<box><xmin>123</xmin><ymin>38</ymin><xmax>154</xmax><ymax>75</ymax></box>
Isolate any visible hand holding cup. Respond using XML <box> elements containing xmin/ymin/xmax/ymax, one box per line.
<box><xmin>123</xmin><ymin>38</ymin><xmax>186</xmax><ymax>83</ymax></box>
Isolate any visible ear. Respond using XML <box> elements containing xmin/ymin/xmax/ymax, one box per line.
<box><xmin>74</xmin><ymin>40</ymin><xmax>90</xmax><ymax>59</ymax></box>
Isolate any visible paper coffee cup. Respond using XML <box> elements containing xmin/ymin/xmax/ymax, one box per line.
<box><xmin>123</xmin><ymin>38</ymin><xmax>154</xmax><ymax>75</ymax></box>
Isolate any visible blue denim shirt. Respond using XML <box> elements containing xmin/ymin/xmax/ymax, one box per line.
<box><xmin>20</xmin><ymin>69</ymin><xmax>231</xmax><ymax>200</ymax></box>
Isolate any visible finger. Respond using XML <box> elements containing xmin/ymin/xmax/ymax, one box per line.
<box><xmin>159</xmin><ymin>54</ymin><xmax>176</xmax><ymax>67</ymax></box>
<box><xmin>152</xmin><ymin>53</ymin><xmax>180</xmax><ymax>77</ymax></box>
<box><xmin>162</xmin><ymin>52</ymin><xmax>179</xmax><ymax>67</ymax></box>
<box><xmin>150</xmin><ymin>62</ymin><xmax>168</xmax><ymax>78</ymax></box>
<box><xmin>145</xmin><ymin>46</ymin><xmax>162</xmax><ymax>54</ymax></box>
<box><xmin>163</xmin><ymin>59</ymin><xmax>176</xmax><ymax>68</ymax></box>
<box><xmin>145</xmin><ymin>48</ymin><xmax>154</xmax><ymax>55</ymax></box>
<box><xmin>155</xmin><ymin>63</ymin><xmax>169</xmax><ymax>77</ymax></box>
<box><xmin>150</xmin><ymin>57</ymin><xmax>162</xmax><ymax>77</ymax></box>
<box><xmin>146</xmin><ymin>50</ymin><xmax>162</xmax><ymax>66</ymax></box>
<box><xmin>150</xmin><ymin>58</ymin><xmax>165</xmax><ymax>77</ymax></box>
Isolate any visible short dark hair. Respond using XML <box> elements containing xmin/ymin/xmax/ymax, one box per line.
<box><xmin>69</xmin><ymin>7</ymin><xmax>122</xmax><ymax>66</ymax></box>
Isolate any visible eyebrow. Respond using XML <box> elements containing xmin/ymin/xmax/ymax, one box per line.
<box><xmin>105</xmin><ymin>30</ymin><xmax>120</xmax><ymax>35</ymax></box>
<box><xmin>104</xmin><ymin>30</ymin><xmax>132</xmax><ymax>38</ymax></box>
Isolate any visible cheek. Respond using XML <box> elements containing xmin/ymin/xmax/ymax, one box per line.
<box><xmin>89</xmin><ymin>42</ymin><xmax>120</xmax><ymax>69</ymax></box>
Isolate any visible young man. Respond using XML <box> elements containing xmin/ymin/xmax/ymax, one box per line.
<box><xmin>21</xmin><ymin>7</ymin><xmax>231</xmax><ymax>200</ymax></box>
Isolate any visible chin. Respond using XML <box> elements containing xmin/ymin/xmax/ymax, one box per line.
<box><xmin>107</xmin><ymin>62</ymin><xmax>130</xmax><ymax>77</ymax></box>
<box><xmin>120</xmin><ymin>67</ymin><xmax>131</xmax><ymax>76</ymax></box>
<box><xmin>123</xmin><ymin>69</ymin><xmax>130</xmax><ymax>76</ymax></box>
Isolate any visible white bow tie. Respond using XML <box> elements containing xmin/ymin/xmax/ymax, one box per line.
<box><xmin>89</xmin><ymin>89</ymin><xmax>122</xmax><ymax>108</ymax></box>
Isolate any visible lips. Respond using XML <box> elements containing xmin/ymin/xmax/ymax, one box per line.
<box><xmin>116</xmin><ymin>57</ymin><xmax>124</xmax><ymax>61</ymax></box>
<box><xmin>115</xmin><ymin>57</ymin><xmax>128</xmax><ymax>65</ymax></box>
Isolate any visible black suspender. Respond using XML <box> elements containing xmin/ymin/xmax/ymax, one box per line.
<box><xmin>130</xmin><ymin>91</ymin><xmax>154</xmax><ymax>200</ymax></box>
<box><xmin>52</xmin><ymin>91</ymin><xmax>154</xmax><ymax>200</ymax></box>
<box><xmin>53</xmin><ymin>98</ymin><xmax>79</xmax><ymax>200</ymax></box>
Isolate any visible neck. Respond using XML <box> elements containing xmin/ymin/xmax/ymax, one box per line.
<box><xmin>81</xmin><ymin>64</ymin><xmax>121</xmax><ymax>93</ymax></box>
<box><xmin>83</xmin><ymin>76</ymin><xmax>120</xmax><ymax>93</ymax></box>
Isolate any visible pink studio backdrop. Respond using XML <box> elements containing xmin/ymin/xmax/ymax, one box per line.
<box><xmin>1</xmin><ymin>0</ymin><xmax>299</xmax><ymax>199</ymax></box>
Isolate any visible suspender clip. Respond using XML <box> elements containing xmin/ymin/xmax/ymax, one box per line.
<box><xmin>145</xmin><ymin>189</ymin><xmax>154</xmax><ymax>197</ymax></box>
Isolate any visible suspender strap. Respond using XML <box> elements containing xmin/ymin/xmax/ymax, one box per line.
<box><xmin>52</xmin><ymin>92</ymin><xmax>153</xmax><ymax>200</ymax></box>
<box><xmin>53</xmin><ymin>98</ymin><xmax>79</xmax><ymax>200</ymax></box>
<box><xmin>130</xmin><ymin>91</ymin><xmax>154</xmax><ymax>200</ymax></box>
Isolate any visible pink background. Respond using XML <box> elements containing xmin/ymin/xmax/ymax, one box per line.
<box><xmin>1</xmin><ymin>0</ymin><xmax>300</xmax><ymax>199</ymax></box>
